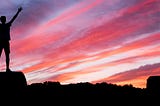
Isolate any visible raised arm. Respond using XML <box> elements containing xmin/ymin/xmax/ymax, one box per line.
<box><xmin>9</xmin><ymin>7</ymin><xmax>22</xmax><ymax>24</ymax></box>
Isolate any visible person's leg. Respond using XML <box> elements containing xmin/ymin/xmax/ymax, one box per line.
<box><xmin>0</xmin><ymin>44</ymin><xmax>3</xmax><ymax>63</ymax></box>
<box><xmin>0</xmin><ymin>44</ymin><xmax>4</xmax><ymax>71</ymax></box>
<box><xmin>0</xmin><ymin>42</ymin><xmax>3</xmax><ymax>57</ymax></box>
<box><xmin>5</xmin><ymin>53</ymin><xmax>10</xmax><ymax>70</ymax></box>
<box><xmin>0</xmin><ymin>48</ymin><xmax>2</xmax><ymax>57</ymax></box>
<box><xmin>4</xmin><ymin>41</ymin><xmax>11</xmax><ymax>72</ymax></box>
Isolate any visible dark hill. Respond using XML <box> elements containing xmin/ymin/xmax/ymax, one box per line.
<box><xmin>0</xmin><ymin>72</ymin><xmax>159</xmax><ymax>105</ymax></box>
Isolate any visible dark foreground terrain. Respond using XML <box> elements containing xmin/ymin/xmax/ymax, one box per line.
<box><xmin>0</xmin><ymin>72</ymin><xmax>159</xmax><ymax>105</ymax></box>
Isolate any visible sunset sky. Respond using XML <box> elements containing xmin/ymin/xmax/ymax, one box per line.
<box><xmin>0</xmin><ymin>0</ymin><xmax>159</xmax><ymax>88</ymax></box>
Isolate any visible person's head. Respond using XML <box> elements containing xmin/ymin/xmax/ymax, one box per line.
<box><xmin>0</xmin><ymin>16</ymin><xmax>6</xmax><ymax>24</ymax></box>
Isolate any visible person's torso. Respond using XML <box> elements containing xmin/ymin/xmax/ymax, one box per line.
<box><xmin>0</xmin><ymin>23</ymin><xmax>11</xmax><ymax>41</ymax></box>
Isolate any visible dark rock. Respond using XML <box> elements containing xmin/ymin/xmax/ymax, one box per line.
<box><xmin>0</xmin><ymin>71</ymin><xmax>27</xmax><ymax>90</ymax></box>
<box><xmin>146</xmin><ymin>76</ymin><xmax>160</xmax><ymax>96</ymax></box>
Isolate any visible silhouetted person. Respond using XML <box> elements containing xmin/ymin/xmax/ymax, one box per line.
<box><xmin>0</xmin><ymin>7</ymin><xmax>22</xmax><ymax>72</ymax></box>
